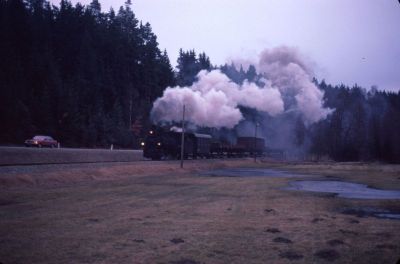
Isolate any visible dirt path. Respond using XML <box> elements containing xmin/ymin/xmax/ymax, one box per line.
<box><xmin>1</xmin><ymin>161</ymin><xmax>399</xmax><ymax>263</ymax></box>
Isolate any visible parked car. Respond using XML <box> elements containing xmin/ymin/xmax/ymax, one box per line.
<box><xmin>24</xmin><ymin>135</ymin><xmax>58</xmax><ymax>148</ymax></box>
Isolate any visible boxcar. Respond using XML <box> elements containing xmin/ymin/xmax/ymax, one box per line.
<box><xmin>237</xmin><ymin>137</ymin><xmax>265</xmax><ymax>155</ymax></box>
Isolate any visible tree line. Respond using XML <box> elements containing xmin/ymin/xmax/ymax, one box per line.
<box><xmin>0</xmin><ymin>0</ymin><xmax>175</xmax><ymax>147</ymax></box>
<box><xmin>310</xmin><ymin>82</ymin><xmax>400</xmax><ymax>163</ymax></box>
<box><xmin>1</xmin><ymin>0</ymin><xmax>399</xmax><ymax>162</ymax></box>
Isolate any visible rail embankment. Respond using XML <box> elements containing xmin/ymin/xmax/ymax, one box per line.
<box><xmin>0</xmin><ymin>147</ymin><xmax>143</xmax><ymax>166</ymax></box>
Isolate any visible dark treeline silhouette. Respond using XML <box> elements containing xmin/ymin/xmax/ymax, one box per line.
<box><xmin>310</xmin><ymin>82</ymin><xmax>400</xmax><ymax>163</ymax></box>
<box><xmin>176</xmin><ymin>49</ymin><xmax>212</xmax><ymax>86</ymax></box>
<box><xmin>220</xmin><ymin>63</ymin><xmax>259</xmax><ymax>85</ymax></box>
<box><xmin>0</xmin><ymin>0</ymin><xmax>175</xmax><ymax>147</ymax></box>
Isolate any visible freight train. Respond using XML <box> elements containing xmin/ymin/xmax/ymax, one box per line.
<box><xmin>142</xmin><ymin>126</ymin><xmax>266</xmax><ymax>160</ymax></box>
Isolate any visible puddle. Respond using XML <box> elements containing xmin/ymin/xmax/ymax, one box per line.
<box><xmin>375</xmin><ymin>213</ymin><xmax>400</xmax><ymax>219</ymax></box>
<box><xmin>200</xmin><ymin>168</ymin><xmax>310</xmax><ymax>178</ymax></box>
<box><xmin>342</xmin><ymin>207</ymin><xmax>400</xmax><ymax>220</ymax></box>
<box><xmin>286</xmin><ymin>180</ymin><xmax>400</xmax><ymax>199</ymax></box>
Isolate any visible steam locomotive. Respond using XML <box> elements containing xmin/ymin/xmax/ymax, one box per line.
<box><xmin>142</xmin><ymin>126</ymin><xmax>266</xmax><ymax>160</ymax></box>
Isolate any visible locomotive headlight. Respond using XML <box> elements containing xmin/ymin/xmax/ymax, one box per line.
<box><xmin>149</xmin><ymin>130</ymin><xmax>154</xmax><ymax>134</ymax></box>
<box><xmin>140</xmin><ymin>142</ymin><xmax>145</xmax><ymax>146</ymax></box>
<box><xmin>157</xmin><ymin>142</ymin><xmax>161</xmax><ymax>146</ymax></box>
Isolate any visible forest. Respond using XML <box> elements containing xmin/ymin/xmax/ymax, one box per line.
<box><xmin>1</xmin><ymin>0</ymin><xmax>399</xmax><ymax>162</ymax></box>
<box><xmin>0</xmin><ymin>0</ymin><xmax>176</xmax><ymax>147</ymax></box>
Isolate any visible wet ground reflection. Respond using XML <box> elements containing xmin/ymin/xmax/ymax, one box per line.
<box><xmin>200</xmin><ymin>168</ymin><xmax>311</xmax><ymax>178</ymax></box>
<box><xmin>286</xmin><ymin>180</ymin><xmax>400</xmax><ymax>199</ymax></box>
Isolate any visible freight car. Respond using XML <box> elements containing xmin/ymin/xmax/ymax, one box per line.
<box><xmin>237</xmin><ymin>137</ymin><xmax>265</xmax><ymax>155</ymax></box>
<box><xmin>143</xmin><ymin>127</ymin><xmax>266</xmax><ymax>160</ymax></box>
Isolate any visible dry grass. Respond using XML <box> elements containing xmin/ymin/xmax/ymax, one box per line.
<box><xmin>0</xmin><ymin>160</ymin><xmax>399</xmax><ymax>263</ymax></box>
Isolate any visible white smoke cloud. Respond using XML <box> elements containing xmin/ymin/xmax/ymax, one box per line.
<box><xmin>192</xmin><ymin>70</ymin><xmax>283</xmax><ymax>116</ymax></box>
<box><xmin>151</xmin><ymin>46</ymin><xmax>332</xmax><ymax>128</ymax></box>
<box><xmin>151</xmin><ymin>85</ymin><xmax>242</xmax><ymax>128</ymax></box>
<box><xmin>257</xmin><ymin>46</ymin><xmax>332</xmax><ymax>123</ymax></box>
<box><xmin>151</xmin><ymin>70</ymin><xmax>284</xmax><ymax>128</ymax></box>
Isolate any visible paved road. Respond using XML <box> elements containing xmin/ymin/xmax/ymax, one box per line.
<box><xmin>0</xmin><ymin>146</ymin><xmax>144</xmax><ymax>166</ymax></box>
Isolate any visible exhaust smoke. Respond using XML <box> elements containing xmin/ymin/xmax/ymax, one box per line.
<box><xmin>151</xmin><ymin>69</ymin><xmax>283</xmax><ymax>128</ymax></box>
<box><xmin>151</xmin><ymin>46</ymin><xmax>332</xmax><ymax>129</ymax></box>
<box><xmin>258</xmin><ymin>46</ymin><xmax>332</xmax><ymax>124</ymax></box>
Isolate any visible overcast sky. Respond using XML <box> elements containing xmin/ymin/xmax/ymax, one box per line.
<box><xmin>63</xmin><ymin>0</ymin><xmax>400</xmax><ymax>91</ymax></box>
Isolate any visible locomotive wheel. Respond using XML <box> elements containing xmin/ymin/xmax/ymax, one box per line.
<box><xmin>151</xmin><ymin>155</ymin><xmax>162</xmax><ymax>160</ymax></box>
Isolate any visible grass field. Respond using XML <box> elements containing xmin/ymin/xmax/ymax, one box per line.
<box><xmin>1</xmin><ymin>160</ymin><xmax>399</xmax><ymax>263</ymax></box>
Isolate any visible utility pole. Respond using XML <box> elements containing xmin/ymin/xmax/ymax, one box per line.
<box><xmin>180</xmin><ymin>104</ymin><xmax>186</xmax><ymax>168</ymax></box>
<box><xmin>254</xmin><ymin>122</ymin><xmax>259</xmax><ymax>163</ymax></box>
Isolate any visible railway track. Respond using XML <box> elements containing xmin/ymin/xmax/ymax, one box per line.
<box><xmin>0</xmin><ymin>146</ymin><xmax>249</xmax><ymax>167</ymax></box>
<box><xmin>0</xmin><ymin>146</ymin><xmax>144</xmax><ymax>167</ymax></box>
<box><xmin>0</xmin><ymin>159</ymin><xmax>149</xmax><ymax>167</ymax></box>
<box><xmin>0</xmin><ymin>157</ymin><xmax>250</xmax><ymax>167</ymax></box>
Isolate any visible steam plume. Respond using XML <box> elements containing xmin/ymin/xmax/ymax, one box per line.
<box><xmin>257</xmin><ymin>46</ymin><xmax>332</xmax><ymax>123</ymax></box>
<box><xmin>151</xmin><ymin>70</ymin><xmax>283</xmax><ymax>128</ymax></box>
<box><xmin>151</xmin><ymin>46</ymin><xmax>332</xmax><ymax>128</ymax></box>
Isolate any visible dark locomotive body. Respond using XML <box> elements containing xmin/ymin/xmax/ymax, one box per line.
<box><xmin>143</xmin><ymin>127</ymin><xmax>212</xmax><ymax>160</ymax></box>
<box><xmin>143</xmin><ymin>126</ymin><xmax>266</xmax><ymax>160</ymax></box>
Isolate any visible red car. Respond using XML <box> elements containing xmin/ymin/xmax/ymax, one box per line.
<box><xmin>24</xmin><ymin>135</ymin><xmax>58</xmax><ymax>148</ymax></box>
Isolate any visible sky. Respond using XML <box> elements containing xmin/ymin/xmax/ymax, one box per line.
<box><xmin>61</xmin><ymin>0</ymin><xmax>400</xmax><ymax>91</ymax></box>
